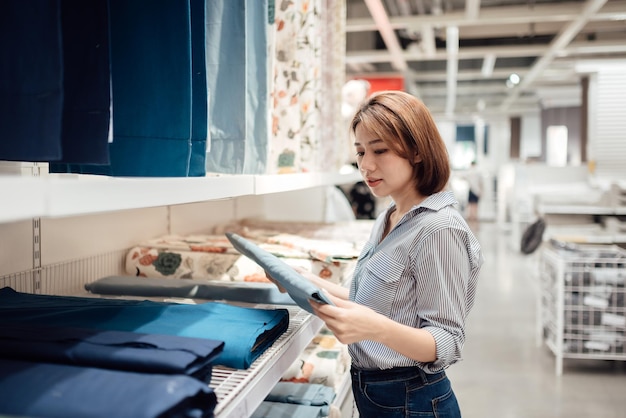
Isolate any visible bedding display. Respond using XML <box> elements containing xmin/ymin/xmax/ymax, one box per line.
<box><xmin>0</xmin><ymin>287</ymin><xmax>289</xmax><ymax>370</ymax></box>
<box><xmin>125</xmin><ymin>233</ymin><xmax>350</xmax><ymax>284</ymax></box>
<box><xmin>0</xmin><ymin>357</ymin><xmax>217</xmax><ymax>418</ymax></box>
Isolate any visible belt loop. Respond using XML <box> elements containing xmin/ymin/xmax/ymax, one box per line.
<box><xmin>417</xmin><ymin>367</ymin><xmax>428</xmax><ymax>385</ymax></box>
<box><xmin>351</xmin><ymin>366</ymin><xmax>361</xmax><ymax>387</ymax></box>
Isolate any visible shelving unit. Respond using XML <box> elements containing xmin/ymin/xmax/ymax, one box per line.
<box><xmin>0</xmin><ymin>169</ymin><xmax>361</xmax><ymax>417</ymax></box>
<box><xmin>538</xmin><ymin>243</ymin><xmax>626</xmax><ymax>375</ymax></box>
<box><xmin>0</xmin><ymin>169</ymin><xmax>362</xmax><ymax>223</ymax></box>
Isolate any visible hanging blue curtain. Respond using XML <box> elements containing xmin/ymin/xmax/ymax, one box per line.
<box><xmin>53</xmin><ymin>0</ymin><xmax>194</xmax><ymax>177</ymax></box>
<box><xmin>189</xmin><ymin>0</ymin><xmax>209</xmax><ymax>176</ymax></box>
<box><xmin>51</xmin><ymin>0</ymin><xmax>209</xmax><ymax>176</ymax></box>
<box><xmin>0</xmin><ymin>1</ymin><xmax>64</xmax><ymax>162</ymax></box>
<box><xmin>204</xmin><ymin>0</ymin><xmax>271</xmax><ymax>174</ymax></box>
<box><xmin>54</xmin><ymin>0</ymin><xmax>111</xmax><ymax>165</ymax></box>
<box><xmin>102</xmin><ymin>0</ymin><xmax>194</xmax><ymax>176</ymax></box>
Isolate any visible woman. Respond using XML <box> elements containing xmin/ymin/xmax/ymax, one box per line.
<box><xmin>275</xmin><ymin>90</ymin><xmax>483</xmax><ymax>417</ymax></box>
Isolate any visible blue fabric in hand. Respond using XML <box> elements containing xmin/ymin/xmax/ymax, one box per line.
<box><xmin>225</xmin><ymin>232</ymin><xmax>334</xmax><ymax>314</ymax></box>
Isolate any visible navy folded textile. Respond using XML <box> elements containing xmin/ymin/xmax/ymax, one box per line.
<box><xmin>0</xmin><ymin>358</ymin><xmax>217</xmax><ymax>418</ymax></box>
<box><xmin>0</xmin><ymin>323</ymin><xmax>223</xmax><ymax>382</ymax></box>
<box><xmin>0</xmin><ymin>287</ymin><xmax>289</xmax><ymax>369</ymax></box>
<box><xmin>85</xmin><ymin>275</ymin><xmax>296</xmax><ymax>306</ymax></box>
<box><xmin>225</xmin><ymin>233</ymin><xmax>334</xmax><ymax>314</ymax></box>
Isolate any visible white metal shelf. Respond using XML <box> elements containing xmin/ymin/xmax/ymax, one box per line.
<box><xmin>253</xmin><ymin>169</ymin><xmax>361</xmax><ymax>195</ymax></box>
<box><xmin>0</xmin><ymin>169</ymin><xmax>362</xmax><ymax>224</ymax></box>
<box><xmin>210</xmin><ymin>307</ymin><xmax>323</xmax><ymax>418</ymax></box>
<box><xmin>0</xmin><ymin>176</ymin><xmax>48</xmax><ymax>223</ymax></box>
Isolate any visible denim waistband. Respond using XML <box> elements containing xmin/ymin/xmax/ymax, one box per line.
<box><xmin>350</xmin><ymin>365</ymin><xmax>446</xmax><ymax>385</ymax></box>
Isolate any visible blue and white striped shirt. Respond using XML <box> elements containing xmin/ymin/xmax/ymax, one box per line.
<box><xmin>348</xmin><ymin>191</ymin><xmax>483</xmax><ymax>373</ymax></box>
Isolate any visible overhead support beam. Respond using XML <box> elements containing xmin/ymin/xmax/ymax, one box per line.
<box><xmin>465</xmin><ymin>0</ymin><xmax>481</xmax><ymax>20</ymax></box>
<box><xmin>481</xmin><ymin>53</ymin><xmax>496</xmax><ymax>77</ymax></box>
<box><xmin>363</xmin><ymin>0</ymin><xmax>408</xmax><ymax>72</ymax></box>
<box><xmin>421</xmin><ymin>24</ymin><xmax>436</xmax><ymax>58</ymax></box>
<box><xmin>446</xmin><ymin>26</ymin><xmax>459</xmax><ymax>116</ymax></box>
<box><xmin>500</xmin><ymin>0</ymin><xmax>608</xmax><ymax>110</ymax></box>
<box><xmin>345</xmin><ymin>39</ymin><xmax>626</xmax><ymax>64</ymax></box>
<box><xmin>346</xmin><ymin>0</ymin><xmax>626</xmax><ymax>32</ymax></box>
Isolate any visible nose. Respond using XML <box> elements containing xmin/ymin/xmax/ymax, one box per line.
<box><xmin>359</xmin><ymin>153</ymin><xmax>375</xmax><ymax>174</ymax></box>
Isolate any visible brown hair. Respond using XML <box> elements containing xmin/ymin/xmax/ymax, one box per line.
<box><xmin>350</xmin><ymin>90</ymin><xmax>450</xmax><ymax>196</ymax></box>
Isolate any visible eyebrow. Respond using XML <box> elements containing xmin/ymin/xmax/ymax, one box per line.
<box><xmin>354</xmin><ymin>139</ymin><xmax>384</xmax><ymax>147</ymax></box>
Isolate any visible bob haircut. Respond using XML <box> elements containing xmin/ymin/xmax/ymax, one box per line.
<box><xmin>350</xmin><ymin>90</ymin><xmax>450</xmax><ymax>196</ymax></box>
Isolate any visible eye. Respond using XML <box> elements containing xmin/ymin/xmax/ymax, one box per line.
<box><xmin>355</xmin><ymin>151</ymin><xmax>365</xmax><ymax>157</ymax></box>
<box><xmin>374</xmin><ymin>149</ymin><xmax>388</xmax><ymax>155</ymax></box>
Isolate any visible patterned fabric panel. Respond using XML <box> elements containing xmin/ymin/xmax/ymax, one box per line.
<box><xmin>270</xmin><ymin>0</ymin><xmax>323</xmax><ymax>174</ymax></box>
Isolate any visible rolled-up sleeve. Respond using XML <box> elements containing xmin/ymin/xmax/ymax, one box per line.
<box><xmin>413</xmin><ymin>227</ymin><xmax>477</xmax><ymax>372</ymax></box>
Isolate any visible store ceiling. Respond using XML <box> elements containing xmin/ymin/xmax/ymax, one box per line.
<box><xmin>345</xmin><ymin>0</ymin><xmax>626</xmax><ymax>120</ymax></box>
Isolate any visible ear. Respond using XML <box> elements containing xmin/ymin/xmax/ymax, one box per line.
<box><xmin>413</xmin><ymin>153</ymin><xmax>422</xmax><ymax>163</ymax></box>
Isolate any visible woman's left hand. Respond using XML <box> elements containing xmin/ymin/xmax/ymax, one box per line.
<box><xmin>310</xmin><ymin>292</ymin><xmax>383</xmax><ymax>345</ymax></box>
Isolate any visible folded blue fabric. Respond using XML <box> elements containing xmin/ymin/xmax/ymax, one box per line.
<box><xmin>251</xmin><ymin>401</ymin><xmax>324</xmax><ymax>418</ymax></box>
<box><xmin>225</xmin><ymin>233</ymin><xmax>334</xmax><ymax>314</ymax></box>
<box><xmin>0</xmin><ymin>358</ymin><xmax>217</xmax><ymax>418</ymax></box>
<box><xmin>0</xmin><ymin>287</ymin><xmax>288</xmax><ymax>369</ymax></box>
<box><xmin>265</xmin><ymin>382</ymin><xmax>336</xmax><ymax>416</ymax></box>
<box><xmin>0</xmin><ymin>323</ymin><xmax>223</xmax><ymax>382</ymax></box>
<box><xmin>85</xmin><ymin>275</ymin><xmax>296</xmax><ymax>306</ymax></box>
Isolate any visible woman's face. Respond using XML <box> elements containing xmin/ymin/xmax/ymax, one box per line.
<box><xmin>354</xmin><ymin>124</ymin><xmax>417</xmax><ymax>200</ymax></box>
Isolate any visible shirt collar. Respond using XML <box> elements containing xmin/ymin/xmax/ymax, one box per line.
<box><xmin>388</xmin><ymin>190</ymin><xmax>458</xmax><ymax>214</ymax></box>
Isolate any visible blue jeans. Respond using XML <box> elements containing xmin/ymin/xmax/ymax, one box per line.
<box><xmin>351</xmin><ymin>366</ymin><xmax>461</xmax><ymax>418</ymax></box>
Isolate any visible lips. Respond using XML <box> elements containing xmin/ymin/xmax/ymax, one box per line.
<box><xmin>366</xmin><ymin>178</ymin><xmax>382</xmax><ymax>187</ymax></box>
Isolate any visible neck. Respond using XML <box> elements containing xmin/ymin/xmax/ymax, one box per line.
<box><xmin>391</xmin><ymin>192</ymin><xmax>428</xmax><ymax>216</ymax></box>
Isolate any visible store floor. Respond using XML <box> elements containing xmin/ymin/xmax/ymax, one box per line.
<box><xmin>446</xmin><ymin>221</ymin><xmax>626</xmax><ymax>418</ymax></box>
